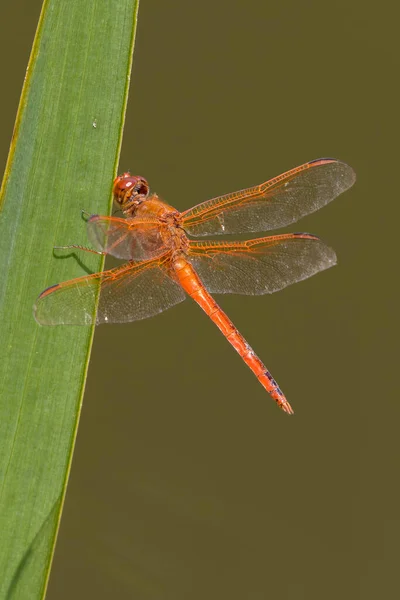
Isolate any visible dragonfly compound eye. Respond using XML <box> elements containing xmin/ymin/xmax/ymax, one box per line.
<box><xmin>112</xmin><ymin>173</ymin><xmax>150</xmax><ymax>206</ymax></box>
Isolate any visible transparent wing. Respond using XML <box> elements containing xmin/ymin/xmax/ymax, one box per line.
<box><xmin>188</xmin><ymin>234</ymin><xmax>336</xmax><ymax>295</ymax></box>
<box><xmin>34</xmin><ymin>254</ymin><xmax>185</xmax><ymax>325</ymax></box>
<box><xmin>87</xmin><ymin>215</ymin><xmax>167</xmax><ymax>260</ymax></box>
<box><xmin>182</xmin><ymin>158</ymin><xmax>356</xmax><ymax>236</ymax></box>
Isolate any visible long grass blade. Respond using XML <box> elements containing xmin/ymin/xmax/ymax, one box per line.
<box><xmin>0</xmin><ymin>0</ymin><xmax>140</xmax><ymax>596</ymax></box>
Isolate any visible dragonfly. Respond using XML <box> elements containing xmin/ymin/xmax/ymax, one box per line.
<box><xmin>34</xmin><ymin>158</ymin><xmax>355</xmax><ymax>414</ymax></box>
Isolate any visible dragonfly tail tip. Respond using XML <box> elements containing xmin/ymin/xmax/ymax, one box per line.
<box><xmin>281</xmin><ymin>401</ymin><xmax>294</xmax><ymax>415</ymax></box>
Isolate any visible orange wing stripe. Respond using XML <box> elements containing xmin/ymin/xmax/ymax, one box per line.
<box><xmin>181</xmin><ymin>159</ymin><xmax>355</xmax><ymax>236</ymax></box>
<box><xmin>87</xmin><ymin>215</ymin><xmax>166</xmax><ymax>260</ymax></box>
<box><xmin>186</xmin><ymin>233</ymin><xmax>336</xmax><ymax>296</ymax></box>
<box><xmin>34</xmin><ymin>252</ymin><xmax>186</xmax><ymax>325</ymax></box>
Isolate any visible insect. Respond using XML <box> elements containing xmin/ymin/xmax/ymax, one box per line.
<box><xmin>34</xmin><ymin>158</ymin><xmax>355</xmax><ymax>414</ymax></box>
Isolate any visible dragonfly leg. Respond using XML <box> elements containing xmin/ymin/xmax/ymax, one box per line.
<box><xmin>81</xmin><ymin>209</ymin><xmax>92</xmax><ymax>220</ymax></box>
<box><xmin>53</xmin><ymin>244</ymin><xmax>105</xmax><ymax>255</ymax></box>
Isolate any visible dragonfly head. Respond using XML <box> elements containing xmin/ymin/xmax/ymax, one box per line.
<box><xmin>113</xmin><ymin>173</ymin><xmax>150</xmax><ymax>215</ymax></box>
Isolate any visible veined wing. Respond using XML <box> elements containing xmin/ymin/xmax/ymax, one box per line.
<box><xmin>188</xmin><ymin>234</ymin><xmax>336</xmax><ymax>295</ymax></box>
<box><xmin>34</xmin><ymin>253</ymin><xmax>185</xmax><ymax>325</ymax></box>
<box><xmin>182</xmin><ymin>159</ymin><xmax>355</xmax><ymax>236</ymax></box>
<box><xmin>87</xmin><ymin>215</ymin><xmax>167</xmax><ymax>260</ymax></box>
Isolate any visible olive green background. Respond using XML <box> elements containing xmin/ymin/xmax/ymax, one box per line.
<box><xmin>0</xmin><ymin>1</ymin><xmax>397</xmax><ymax>598</ymax></box>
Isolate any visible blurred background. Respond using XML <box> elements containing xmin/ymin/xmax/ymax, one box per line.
<box><xmin>1</xmin><ymin>0</ymin><xmax>397</xmax><ymax>598</ymax></box>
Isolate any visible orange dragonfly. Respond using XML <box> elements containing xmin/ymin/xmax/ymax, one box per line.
<box><xmin>34</xmin><ymin>158</ymin><xmax>355</xmax><ymax>414</ymax></box>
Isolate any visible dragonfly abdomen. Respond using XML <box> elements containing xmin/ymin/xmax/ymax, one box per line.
<box><xmin>173</xmin><ymin>255</ymin><xmax>293</xmax><ymax>414</ymax></box>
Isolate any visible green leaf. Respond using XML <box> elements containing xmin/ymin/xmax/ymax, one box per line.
<box><xmin>0</xmin><ymin>0</ymin><xmax>140</xmax><ymax>596</ymax></box>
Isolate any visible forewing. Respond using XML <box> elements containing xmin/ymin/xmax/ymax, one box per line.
<box><xmin>188</xmin><ymin>234</ymin><xmax>336</xmax><ymax>295</ymax></box>
<box><xmin>182</xmin><ymin>159</ymin><xmax>355</xmax><ymax>236</ymax></box>
<box><xmin>87</xmin><ymin>215</ymin><xmax>166</xmax><ymax>260</ymax></box>
<box><xmin>34</xmin><ymin>254</ymin><xmax>185</xmax><ymax>325</ymax></box>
